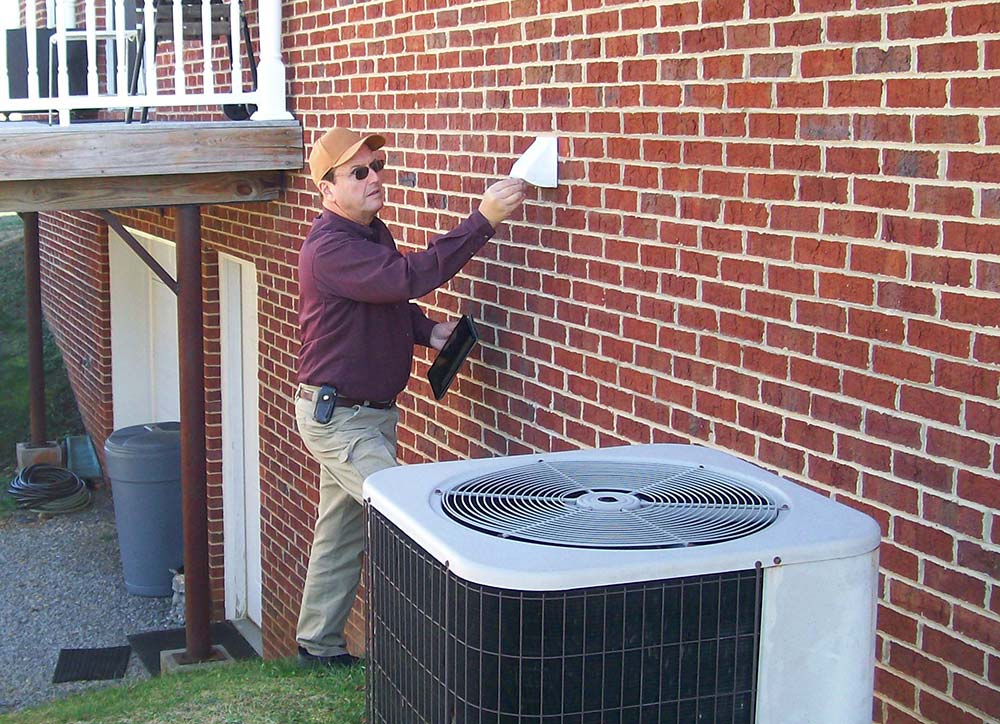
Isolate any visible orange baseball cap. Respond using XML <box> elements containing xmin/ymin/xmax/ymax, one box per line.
<box><xmin>308</xmin><ymin>127</ymin><xmax>386</xmax><ymax>186</ymax></box>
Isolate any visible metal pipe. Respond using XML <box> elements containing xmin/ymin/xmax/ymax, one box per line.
<box><xmin>20</xmin><ymin>212</ymin><xmax>46</xmax><ymax>446</ymax></box>
<box><xmin>176</xmin><ymin>204</ymin><xmax>211</xmax><ymax>661</ymax></box>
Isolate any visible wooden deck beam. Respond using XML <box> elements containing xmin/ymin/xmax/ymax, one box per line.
<box><xmin>0</xmin><ymin>120</ymin><xmax>302</xmax><ymax>212</ymax></box>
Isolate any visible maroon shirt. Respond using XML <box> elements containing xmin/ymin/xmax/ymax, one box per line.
<box><xmin>297</xmin><ymin>208</ymin><xmax>495</xmax><ymax>400</ymax></box>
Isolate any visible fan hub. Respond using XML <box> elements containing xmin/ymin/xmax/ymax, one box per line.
<box><xmin>576</xmin><ymin>491</ymin><xmax>643</xmax><ymax>512</ymax></box>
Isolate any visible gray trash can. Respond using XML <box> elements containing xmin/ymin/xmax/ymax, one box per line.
<box><xmin>104</xmin><ymin>422</ymin><xmax>183</xmax><ymax>596</ymax></box>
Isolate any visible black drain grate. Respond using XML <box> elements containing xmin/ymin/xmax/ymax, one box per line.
<box><xmin>52</xmin><ymin>645</ymin><xmax>131</xmax><ymax>683</ymax></box>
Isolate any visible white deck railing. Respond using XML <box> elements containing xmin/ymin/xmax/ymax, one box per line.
<box><xmin>0</xmin><ymin>0</ymin><xmax>290</xmax><ymax>125</ymax></box>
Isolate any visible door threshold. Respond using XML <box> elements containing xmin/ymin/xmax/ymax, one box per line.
<box><xmin>230</xmin><ymin>617</ymin><xmax>263</xmax><ymax>656</ymax></box>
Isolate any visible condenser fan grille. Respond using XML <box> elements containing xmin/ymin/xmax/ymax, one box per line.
<box><xmin>440</xmin><ymin>460</ymin><xmax>780</xmax><ymax>549</ymax></box>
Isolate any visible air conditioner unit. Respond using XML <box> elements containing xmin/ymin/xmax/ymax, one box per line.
<box><xmin>364</xmin><ymin>444</ymin><xmax>880</xmax><ymax>724</ymax></box>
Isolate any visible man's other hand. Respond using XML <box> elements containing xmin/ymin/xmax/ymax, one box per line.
<box><xmin>430</xmin><ymin>320</ymin><xmax>459</xmax><ymax>351</ymax></box>
<box><xmin>478</xmin><ymin>178</ymin><xmax>527</xmax><ymax>229</ymax></box>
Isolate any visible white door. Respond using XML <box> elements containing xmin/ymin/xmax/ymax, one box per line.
<box><xmin>109</xmin><ymin>228</ymin><xmax>179</xmax><ymax>428</ymax></box>
<box><xmin>219</xmin><ymin>254</ymin><xmax>263</xmax><ymax>629</ymax></box>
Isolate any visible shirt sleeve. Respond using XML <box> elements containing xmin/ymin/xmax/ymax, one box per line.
<box><xmin>409</xmin><ymin>304</ymin><xmax>437</xmax><ymax>347</ymax></box>
<box><xmin>311</xmin><ymin>211</ymin><xmax>495</xmax><ymax>304</ymax></box>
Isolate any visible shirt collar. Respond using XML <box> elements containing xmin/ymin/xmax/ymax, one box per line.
<box><xmin>320</xmin><ymin>208</ymin><xmax>379</xmax><ymax>240</ymax></box>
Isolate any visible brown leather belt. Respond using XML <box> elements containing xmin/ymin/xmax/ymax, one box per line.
<box><xmin>297</xmin><ymin>386</ymin><xmax>395</xmax><ymax>410</ymax></box>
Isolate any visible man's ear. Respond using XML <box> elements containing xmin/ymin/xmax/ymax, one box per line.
<box><xmin>317</xmin><ymin>180</ymin><xmax>334</xmax><ymax>200</ymax></box>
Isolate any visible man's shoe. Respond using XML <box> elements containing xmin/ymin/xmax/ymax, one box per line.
<box><xmin>297</xmin><ymin>646</ymin><xmax>360</xmax><ymax>669</ymax></box>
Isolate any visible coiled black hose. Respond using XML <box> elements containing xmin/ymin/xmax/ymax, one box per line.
<box><xmin>6</xmin><ymin>463</ymin><xmax>92</xmax><ymax>513</ymax></box>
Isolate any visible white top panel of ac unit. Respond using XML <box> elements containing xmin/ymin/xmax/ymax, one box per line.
<box><xmin>364</xmin><ymin>443</ymin><xmax>881</xmax><ymax>591</ymax></box>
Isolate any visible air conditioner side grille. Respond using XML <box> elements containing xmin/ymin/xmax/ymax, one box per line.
<box><xmin>440</xmin><ymin>460</ymin><xmax>780</xmax><ymax>549</ymax></box>
<box><xmin>366</xmin><ymin>507</ymin><xmax>762</xmax><ymax>724</ymax></box>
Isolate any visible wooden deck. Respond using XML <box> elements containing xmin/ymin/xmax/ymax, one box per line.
<box><xmin>0</xmin><ymin>120</ymin><xmax>304</xmax><ymax>212</ymax></box>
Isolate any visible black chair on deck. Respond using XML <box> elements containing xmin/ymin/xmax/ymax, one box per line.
<box><xmin>125</xmin><ymin>0</ymin><xmax>258</xmax><ymax>123</ymax></box>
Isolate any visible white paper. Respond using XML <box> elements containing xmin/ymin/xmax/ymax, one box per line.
<box><xmin>510</xmin><ymin>136</ymin><xmax>559</xmax><ymax>188</ymax></box>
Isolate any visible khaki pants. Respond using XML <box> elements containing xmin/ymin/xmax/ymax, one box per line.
<box><xmin>294</xmin><ymin>386</ymin><xmax>399</xmax><ymax>657</ymax></box>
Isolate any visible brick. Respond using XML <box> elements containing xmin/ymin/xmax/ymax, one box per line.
<box><xmin>820</xmin><ymin>272</ymin><xmax>875</xmax><ymax>304</ymax></box>
<box><xmin>876</xmin><ymin>664</ymin><xmax>917</xmax><ymax>709</ymax></box>
<box><xmin>954</xmin><ymin>674</ymin><xmax>1000</xmax><ymax>722</ymax></box>
<box><xmin>659</xmin><ymin>2</ymin><xmax>699</xmax><ymax>26</ymax></box>
<box><xmin>887</xmin><ymin>9</ymin><xmax>947</xmax><ymax>39</ymax></box>
<box><xmin>748</xmin><ymin>172</ymin><xmax>795</xmax><ymax>200</ymax></box>
<box><xmin>810</xmin><ymin>394</ymin><xmax>862</xmax><ymax>429</ymax></box>
<box><xmin>727</xmin><ymin>142</ymin><xmax>772</xmax><ymax>168</ymax></box>
<box><xmin>704</xmin><ymin>114</ymin><xmax>748</xmax><ymax>138</ymax></box>
<box><xmin>888</xmin><ymin>642</ymin><xmax>949</xmax><ymax>691</ymax></box>
<box><xmin>855</xmin><ymin>115</ymin><xmax>913</xmax><ymax>144</ymax></box>
<box><xmin>801</xmin><ymin>48</ymin><xmax>853</xmax><ymax>77</ymax></box>
<box><xmin>898</xmin><ymin>386</ymin><xmax>961</xmax><ymax>426</ymax></box>
<box><xmin>808</xmin><ymin>456</ymin><xmax>864</xmax><ymax>494</ymax></box>
<box><xmin>748</xmin><ymin>112</ymin><xmax>797</xmax><ymax>139</ymax></box>
<box><xmin>955</xmin><ymin>605</ymin><xmax>1000</xmax><ymax>650</ymax></box>
<box><xmin>774</xmin><ymin>144</ymin><xmax>821</xmax><ymax>171</ymax></box>
<box><xmin>817</xmin><ymin>332</ymin><xmax>869</xmax><ymax>368</ymax></box>
<box><xmin>918</xmin><ymin>42</ymin><xmax>980</xmax><ymax>72</ymax></box>
<box><xmin>982</xmin><ymin>187</ymin><xmax>1000</xmax><ymax>222</ymax></box>
<box><xmin>953</xmin><ymin>2</ymin><xmax>1000</xmax><ymax>36</ymax></box>
<box><xmin>942</xmin><ymin>290</ymin><xmax>1000</xmax><ymax>328</ymax></box>
<box><xmin>973</xmin><ymin>333</ymin><xmax>1000</xmax><ymax>364</ymax></box>
<box><xmin>800</xmin><ymin>176</ymin><xmax>848</xmax><ymax>203</ymax></box>
<box><xmin>774</xmin><ymin>18</ymin><xmax>822</xmax><ymax>46</ymax></box>
<box><xmin>748</xmin><ymin>52</ymin><xmax>793</xmax><ymax>78</ymax></box>
<box><xmin>891</xmin><ymin>579</ymin><xmax>952</xmax><ymax>627</ymax></box>
<box><xmin>797</xmin><ymin>300</ymin><xmax>847</xmax><ymax>332</ymax></box>
<box><xmin>793</xmin><ymin>237</ymin><xmax>847</xmax><ymax>268</ymax></box>
<box><xmin>682</xmin><ymin>26</ymin><xmax>724</xmax><ymax>53</ymax></box>
<box><xmin>704</xmin><ymin>54</ymin><xmax>746</xmax><ymax>80</ymax></box>
<box><xmin>758</xmin><ymin>438</ymin><xmax>805</xmax><ymax>473</ymax></box>
<box><xmin>829</xmin><ymin>14</ymin><xmax>882</xmax><ymax>42</ymax></box>
<box><xmin>943</xmin><ymin>221</ymin><xmax>1000</xmax><ymax>255</ymax></box>
<box><xmin>953</xmin><ymin>77</ymin><xmax>1000</xmax><ymax>108</ymax></box>
<box><xmin>831</xmin><ymin>81</ymin><xmax>888</xmax><ymax>109</ymax></box>
<box><xmin>790</xmin><ymin>357</ymin><xmax>840</xmax><ymax>392</ymax></box>
<box><xmin>957</xmin><ymin>540</ymin><xmax>1000</xmax><ymax>580</ymax></box>
<box><xmin>880</xmin><ymin>542</ymin><xmax>919</xmax><ymax>581</ymax></box>
<box><xmin>917</xmin><ymin>691</ymin><xmax>981</xmax><ymax>724</ymax></box>
<box><xmin>827</xmin><ymin>146</ymin><xmax>880</xmax><ymax>175</ymax></box>
<box><xmin>864</xmin><ymin>410</ymin><xmax>921</xmax><ymax>448</ymax></box>
<box><xmin>926</xmin><ymin>428</ymin><xmax>992</xmax><ymax>468</ymax></box>
<box><xmin>771</xmin><ymin>205</ymin><xmax>820</xmax><ymax>232</ymax></box>
<box><xmin>761</xmin><ymin>380</ymin><xmax>810</xmax><ymax>415</ymax></box>
<box><xmin>949</xmin><ymin>151</ymin><xmax>1000</xmax><ymax>184</ymax></box>
<box><xmin>935</xmin><ymin>359</ymin><xmax>1000</xmax><ymax>399</ymax></box>
<box><xmin>887</xmin><ymin>78</ymin><xmax>948</xmax><ymax>108</ymax></box>
<box><xmin>776</xmin><ymin>81</ymin><xmax>824</xmax><ymax>108</ymax></box>
<box><xmin>881</xmin><ymin>215</ymin><xmax>940</xmax><ymax>248</ymax></box>
<box><xmin>924</xmin><ymin>560</ymin><xmax>988</xmax><ymax>609</ymax></box>
<box><xmin>749</xmin><ymin>0</ymin><xmax>794</xmax><ymax>18</ymax></box>
<box><xmin>878</xmin><ymin>281</ymin><xmax>936</xmax><ymax>315</ymax></box>
<box><xmin>727</xmin><ymin>22</ymin><xmax>771</xmax><ymax>49</ymax></box>
<box><xmin>862</xmin><ymin>473</ymin><xmax>918</xmax><ymax>514</ymax></box>
<box><xmin>727</xmin><ymin>82</ymin><xmax>773</xmax><ymax>108</ymax></box>
<box><xmin>824</xmin><ymin>209</ymin><xmax>878</xmax><ymax>239</ymax></box>
<box><xmin>916</xmin><ymin>114</ymin><xmax>981</xmax><ymax>145</ymax></box>
<box><xmin>856</xmin><ymin>46</ymin><xmax>910</xmax><ymax>74</ymax></box>
<box><xmin>837</xmin><ymin>431</ymin><xmax>892</xmax><ymax>471</ymax></box>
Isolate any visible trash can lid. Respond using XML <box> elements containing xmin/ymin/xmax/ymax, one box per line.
<box><xmin>104</xmin><ymin>422</ymin><xmax>182</xmax><ymax>480</ymax></box>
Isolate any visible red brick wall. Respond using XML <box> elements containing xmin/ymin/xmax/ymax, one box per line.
<box><xmin>37</xmin><ymin>1</ymin><xmax>999</xmax><ymax>722</ymax></box>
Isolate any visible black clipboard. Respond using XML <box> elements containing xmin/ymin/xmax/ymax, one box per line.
<box><xmin>428</xmin><ymin>315</ymin><xmax>479</xmax><ymax>401</ymax></box>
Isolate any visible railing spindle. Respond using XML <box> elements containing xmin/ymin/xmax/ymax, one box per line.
<box><xmin>200</xmin><ymin>0</ymin><xmax>213</xmax><ymax>95</ymax></box>
<box><xmin>172</xmin><ymin>0</ymin><xmax>185</xmax><ymax>94</ymax></box>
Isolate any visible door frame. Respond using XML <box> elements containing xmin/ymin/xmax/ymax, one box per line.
<box><xmin>218</xmin><ymin>253</ymin><xmax>262</xmax><ymax>633</ymax></box>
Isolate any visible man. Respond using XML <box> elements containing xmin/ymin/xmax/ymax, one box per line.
<box><xmin>293</xmin><ymin>127</ymin><xmax>525</xmax><ymax>667</ymax></box>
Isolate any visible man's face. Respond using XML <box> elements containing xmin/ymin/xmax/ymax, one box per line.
<box><xmin>318</xmin><ymin>145</ymin><xmax>385</xmax><ymax>225</ymax></box>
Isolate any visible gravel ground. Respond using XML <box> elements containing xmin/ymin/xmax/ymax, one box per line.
<box><xmin>0</xmin><ymin>484</ymin><xmax>183</xmax><ymax>713</ymax></box>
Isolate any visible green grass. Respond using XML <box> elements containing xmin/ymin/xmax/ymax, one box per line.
<box><xmin>0</xmin><ymin>213</ymin><xmax>85</xmax><ymax>487</ymax></box>
<box><xmin>0</xmin><ymin>659</ymin><xmax>366</xmax><ymax>724</ymax></box>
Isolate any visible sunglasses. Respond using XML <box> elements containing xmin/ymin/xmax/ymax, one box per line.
<box><xmin>343</xmin><ymin>159</ymin><xmax>386</xmax><ymax>181</ymax></box>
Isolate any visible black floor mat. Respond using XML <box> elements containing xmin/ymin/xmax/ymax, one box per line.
<box><xmin>52</xmin><ymin>645</ymin><xmax>132</xmax><ymax>683</ymax></box>
<box><xmin>127</xmin><ymin>621</ymin><xmax>259</xmax><ymax>676</ymax></box>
